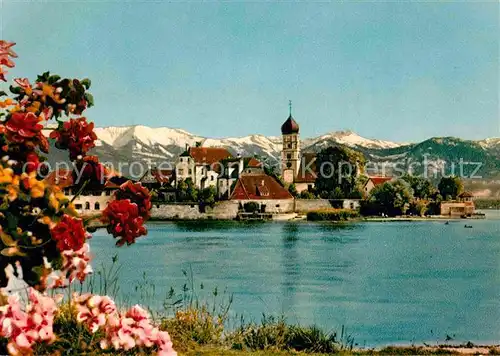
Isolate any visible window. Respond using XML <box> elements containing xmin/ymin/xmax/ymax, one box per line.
<box><xmin>288</xmin><ymin>144</ymin><xmax>292</xmax><ymax>149</ymax></box>
<box><xmin>94</xmin><ymin>202</ymin><xmax>100</xmax><ymax>210</ymax></box>
<box><xmin>75</xmin><ymin>204</ymin><xmax>82</xmax><ymax>209</ymax></box>
<box><xmin>105</xmin><ymin>190</ymin><xmax>111</xmax><ymax>196</ymax></box>
<box><xmin>85</xmin><ymin>202</ymin><xmax>90</xmax><ymax>210</ymax></box>
<box><xmin>275</xmin><ymin>204</ymin><xmax>280</xmax><ymax>208</ymax></box>
<box><xmin>211</xmin><ymin>176</ymin><xmax>214</xmax><ymax>181</ymax></box>
<box><xmin>287</xmin><ymin>153</ymin><xmax>292</xmax><ymax>159</ymax></box>
<box><xmin>188</xmin><ymin>169</ymin><xmax>192</xmax><ymax>175</ymax></box>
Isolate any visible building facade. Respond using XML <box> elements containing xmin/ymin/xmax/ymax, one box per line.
<box><xmin>175</xmin><ymin>146</ymin><xmax>233</xmax><ymax>190</ymax></box>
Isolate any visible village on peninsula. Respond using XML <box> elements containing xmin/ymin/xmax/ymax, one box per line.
<box><xmin>45</xmin><ymin>107</ymin><xmax>479</xmax><ymax>222</ymax></box>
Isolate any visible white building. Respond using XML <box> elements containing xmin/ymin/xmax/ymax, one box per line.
<box><xmin>45</xmin><ymin>169</ymin><xmax>120</xmax><ymax>216</ymax></box>
<box><xmin>175</xmin><ymin>146</ymin><xmax>233</xmax><ymax>190</ymax></box>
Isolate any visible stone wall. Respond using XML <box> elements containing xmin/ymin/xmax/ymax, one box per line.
<box><xmin>150</xmin><ymin>198</ymin><xmax>360</xmax><ymax>220</ymax></box>
<box><xmin>295</xmin><ymin>199</ymin><xmax>360</xmax><ymax>212</ymax></box>
<box><xmin>235</xmin><ymin>199</ymin><xmax>295</xmax><ymax>214</ymax></box>
<box><xmin>151</xmin><ymin>201</ymin><xmax>239</xmax><ymax>220</ymax></box>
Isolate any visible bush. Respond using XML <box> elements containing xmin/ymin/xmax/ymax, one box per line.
<box><xmin>306</xmin><ymin>209</ymin><xmax>359</xmax><ymax>221</ymax></box>
<box><xmin>408</xmin><ymin>200</ymin><xmax>428</xmax><ymax>216</ymax></box>
<box><xmin>298</xmin><ymin>191</ymin><xmax>316</xmax><ymax>199</ymax></box>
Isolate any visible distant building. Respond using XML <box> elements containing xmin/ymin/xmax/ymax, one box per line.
<box><xmin>218</xmin><ymin>156</ymin><xmax>264</xmax><ymax>199</ymax></box>
<box><xmin>294</xmin><ymin>152</ymin><xmax>317</xmax><ymax>193</ymax></box>
<box><xmin>440</xmin><ymin>191</ymin><xmax>475</xmax><ymax>216</ymax></box>
<box><xmin>280</xmin><ymin>102</ymin><xmax>316</xmax><ymax>194</ymax></box>
<box><xmin>175</xmin><ymin>146</ymin><xmax>233</xmax><ymax>190</ymax></box>
<box><xmin>44</xmin><ymin>169</ymin><xmax>121</xmax><ymax>215</ymax></box>
<box><xmin>363</xmin><ymin>176</ymin><xmax>393</xmax><ymax>195</ymax></box>
<box><xmin>140</xmin><ymin>168</ymin><xmax>176</xmax><ymax>202</ymax></box>
<box><xmin>230</xmin><ymin>172</ymin><xmax>294</xmax><ymax>213</ymax></box>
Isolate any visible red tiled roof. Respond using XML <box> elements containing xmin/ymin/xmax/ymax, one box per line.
<box><xmin>245</xmin><ymin>157</ymin><xmax>262</xmax><ymax>168</ymax></box>
<box><xmin>295</xmin><ymin>153</ymin><xmax>317</xmax><ymax>183</ymax></box>
<box><xmin>44</xmin><ymin>169</ymin><xmax>120</xmax><ymax>189</ymax></box>
<box><xmin>188</xmin><ymin>147</ymin><xmax>233</xmax><ymax>165</ymax></box>
<box><xmin>152</xmin><ymin>169</ymin><xmax>172</xmax><ymax>184</ymax></box>
<box><xmin>44</xmin><ymin>169</ymin><xmax>73</xmax><ymax>188</ymax></box>
<box><xmin>230</xmin><ymin>174</ymin><xmax>293</xmax><ymax>200</ymax></box>
<box><xmin>367</xmin><ymin>176</ymin><xmax>392</xmax><ymax>186</ymax></box>
<box><xmin>459</xmin><ymin>191</ymin><xmax>474</xmax><ymax>198</ymax></box>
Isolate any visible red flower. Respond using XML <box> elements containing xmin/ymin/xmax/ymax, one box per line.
<box><xmin>49</xmin><ymin>117</ymin><xmax>97</xmax><ymax>160</ymax></box>
<box><xmin>115</xmin><ymin>181</ymin><xmax>152</xmax><ymax>219</ymax></box>
<box><xmin>73</xmin><ymin>156</ymin><xmax>106</xmax><ymax>187</ymax></box>
<box><xmin>25</xmin><ymin>152</ymin><xmax>41</xmax><ymax>174</ymax></box>
<box><xmin>50</xmin><ymin>215</ymin><xmax>89</xmax><ymax>252</ymax></box>
<box><xmin>5</xmin><ymin>112</ymin><xmax>43</xmax><ymax>143</ymax></box>
<box><xmin>101</xmin><ymin>199</ymin><xmax>147</xmax><ymax>246</ymax></box>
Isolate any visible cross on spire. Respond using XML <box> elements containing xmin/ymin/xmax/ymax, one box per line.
<box><xmin>288</xmin><ymin>100</ymin><xmax>292</xmax><ymax>116</ymax></box>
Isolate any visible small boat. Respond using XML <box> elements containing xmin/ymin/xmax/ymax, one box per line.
<box><xmin>464</xmin><ymin>225</ymin><xmax>473</xmax><ymax>228</ymax></box>
<box><xmin>444</xmin><ymin>221</ymin><xmax>449</xmax><ymax>225</ymax></box>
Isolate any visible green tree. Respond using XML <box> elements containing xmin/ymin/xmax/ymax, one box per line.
<box><xmin>315</xmin><ymin>145</ymin><xmax>365</xmax><ymax>198</ymax></box>
<box><xmin>369</xmin><ymin>179</ymin><xmax>414</xmax><ymax>216</ymax></box>
<box><xmin>288</xmin><ymin>183</ymin><xmax>298</xmax><ymax>197</ymax></box>
<box><xmin>198</xmin><ymin>186</ymin><xmax>217</xmax><ymax>208</ymax></box>
<box><xmin>298</xmin><ymin>190</ymin><xmax>316</xmax><ymax>199</ymax></box>
<box><xmin>401</xmin><ymin>174</ymin><xmax>436</xmax><ymax>199</ymax></box>
<box><xmin>438</xmin><ymin>176</ymin><xmax>464</xmax><ymax>200</ymax></box>
<box><xmin>408</xmin><ymin>200</ymin><xmax>428</xmax><ymax>216</ymax></box>
<box><xmin>176</xmin><ymin>178</ymin><xmax>198</xmax><ymax>202</ymax></box>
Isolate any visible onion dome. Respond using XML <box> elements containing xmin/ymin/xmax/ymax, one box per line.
<box><xmin>281</xmin><ymin>114</ymin><xmax>299</xmax><ymax>134</ymax></box>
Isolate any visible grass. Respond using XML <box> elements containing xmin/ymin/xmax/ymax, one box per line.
<box><xmin>306</xmin><ymin>209</ymin><xmax>360</xmax><ymax>222</ymax></box>
<box><xmin>12</xmin><ymin>258</ymin><xmax>498</xmax><ymax>355</ymax></box>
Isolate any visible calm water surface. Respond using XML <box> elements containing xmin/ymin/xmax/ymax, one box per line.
<box><xmin>89</xmin><ymin>211</ymin><xmax>500</xmax><ymax>347</ymax></box>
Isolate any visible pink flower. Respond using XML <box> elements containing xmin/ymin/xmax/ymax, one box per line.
<box><xmin>0</xmin><ymin>41</ymin><xmax>17</xmax><ymax>82</ymax></box>
<box><xmin>72</xmin><ymin>293</ymin><xmax>117</xmax><ymax>333</ymax></box>
<box><xmin>0</xmin><ymin>288</ymin><xmax>57</xmax><ymax>355</ymax></box>
<box><xmin>61</xmin><ymin>243</ymin><xmax>93</xmax><ymax>283</ymax></box>
<box><xmin>99</xmin><ymin>304</ymin><xmax>177</xmax><ymax>355</ymax></box>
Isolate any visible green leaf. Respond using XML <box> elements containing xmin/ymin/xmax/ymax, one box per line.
<box><xmin>36</xmin><ymin>71</ymin><xmax>50</xmax><ymax>83</ymax></box>
<box><xmin>6</xmin><ymin>213</ymin><xmax>18</xmax><ymax>231</ymax></box>
<box><xmin>84</xmin><ymin>92</ymin><xmax>94</xmax><ymax>107</ymax></box>
<box><xmin>81</xmin><ymin>78</ymin><xmax>91</xmax><ymax>89</ymax></box>
<box><xmin>0</xmin><ymin>91</ymin><xmax>6</xmax><ymax>97</ymax></box>
<box><xmin>48</xmin><ymin>75</ymin><xmax>61</xmax><ymax>84</ymax></box>
<box><xmin>9</xmin><ymin>85</ymin><xmax>22</xmax><ymax>94</ymax></box>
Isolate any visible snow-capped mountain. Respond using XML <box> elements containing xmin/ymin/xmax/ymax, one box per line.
<box><xmin>90</xmin><ymin>125</ymin><xmax>404</xmax><ymax>164</ymax></box>
<box><xmin>43</xmin><ymin>124</ymin><xmax>500</xmax><ymax>179</ymax></box>
<box><xmin>302</xmin><ymin>130</ymin><xmax>403</xmax><ymax>150</ymax></box>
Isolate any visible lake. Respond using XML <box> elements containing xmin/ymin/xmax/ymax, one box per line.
<box><xmin>88</xmin><ymin>212</ymin><xmax>500</xmax><ymax>347</ymax></box>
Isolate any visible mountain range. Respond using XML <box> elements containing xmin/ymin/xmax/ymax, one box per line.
<box><xmin>43</xmin><ymin>125</ymin><xmax>500</xmax><ymax>183</ymax></box>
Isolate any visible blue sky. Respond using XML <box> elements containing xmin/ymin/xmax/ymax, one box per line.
<box><xmin>1</xmin><ymin>1</ymin><xmax>498</xmax><ymax>142</ymax></box>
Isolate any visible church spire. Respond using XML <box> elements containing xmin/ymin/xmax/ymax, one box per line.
<box><xmin>281</xmin><ymin>100</ymin><xmax>299</xmax><ymax>134</ymax></box>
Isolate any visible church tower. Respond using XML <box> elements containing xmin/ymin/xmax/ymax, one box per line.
<box><xmin>281</xmin><ymin>101</ymin><xmax>300</xmax><ymax>184</ymax></box>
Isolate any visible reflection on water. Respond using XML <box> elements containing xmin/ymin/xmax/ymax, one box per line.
<box><xmin>282</xmin><ymin>223</ymin><xmax>300</xmax><ymax>312</ymax></box>
<box><xmin>90</xmin><ymin>219</ymin><xmax>500</xmax><ymax>347</ymax></box>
